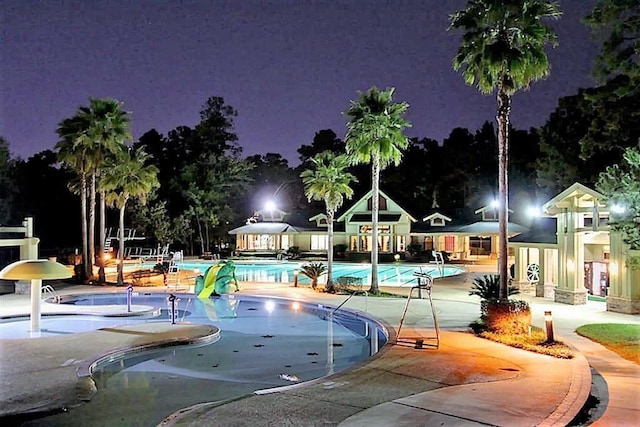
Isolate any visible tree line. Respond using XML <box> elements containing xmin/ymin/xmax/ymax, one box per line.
<box><xmin>0</xmin><ymin>0</ymin><xmax>637</xmax><ymax>291</ymax></box>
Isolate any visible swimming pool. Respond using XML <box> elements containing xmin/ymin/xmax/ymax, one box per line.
<box><xmin>148</xmin><ymin>260</ymin><xmax>464</xmax><ymax>286</ymax></box>
<box><xmin>2</xmin><ymin>293</ymin><xmax>387</xmax><ymax>425</ymax></box>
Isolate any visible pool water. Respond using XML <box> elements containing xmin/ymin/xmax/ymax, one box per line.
<box><xmin>153</xmin><ymin>261</ymin><xmax>464</xmax><ymax>286</ymax></box>
<box><xmin>7</xmin><ymin>294</ymin><xmax>387</xmax><ymax>426</ymax></box>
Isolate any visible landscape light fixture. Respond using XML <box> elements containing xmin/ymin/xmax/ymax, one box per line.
<box><xmin>0</xmin><ymin>259</ymin><xmax>72</xmax><ymax>332</ymax></box>
<box><xmin>544</xmin><ymin>311</ymin><xmax>554</xmax><ymax>343</ymax></box>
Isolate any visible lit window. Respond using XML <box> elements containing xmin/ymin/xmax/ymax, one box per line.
<box><xmin>311</xmin><ymin>235</ymin><xmax>328</xmax><ymax>250</ymax></box>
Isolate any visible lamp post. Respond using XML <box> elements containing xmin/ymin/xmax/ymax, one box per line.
<box><xmin>293</xmin><ymin>268</ymin><xmax>299</xmax><ymax>287</ymax></box>
<box><xmin>0</xmin><ymin>260</ymin><xmax>72</xmax><ymax>332</ymax></box>
<box><xmin>544</xmin><ymin>311</ymin><xmax>554</xmax><ymax>343</ymax></box>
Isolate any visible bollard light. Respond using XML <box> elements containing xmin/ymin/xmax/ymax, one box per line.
<box><xmin>293</xmin><ymin>268</ymin><xmax>299</xmax><ymax>287</ymax></box>
<box><xmin>544</xmin><ymin>311</ymin><xmax>554</xmax><ymax>343</ymax></box>
<box><xmin>168</xmin><ymin>294</ymin><xmax>177</xmax><ymax>324</ymax></box>
<box><xmin>126</xmin><ymin>284</ymin><xmax>134</xmax><ymax>312</ymax></box>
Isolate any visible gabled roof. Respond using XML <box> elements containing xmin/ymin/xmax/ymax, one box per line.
<box><xmin>509</xmin><ymin>218</ymin><xmax>557</xmax><ymax>245</ymax></box>
<box><xmin>229</xmin><ymin>222</ymin><xmax>300</xmax><ymax>235</ymax></box>
<box><xmin>256</xmin><ymin>207</ymin><xmax>287</xmax><ymax>222</ymax></box>
<box><xmin>411</xmin><ymin>222</ymin><xmax>464</xmax><ymax>234</ymax></box>
<box><xmin>422</xmin><ymin>212</ymin><xmax>452</xmax><ymax>222</ymax></box>
<box><xmin>455</xmin><ymin>221</ymin><xmax>528</xmax><ymax>236</ymax></box>
<box><xmin>336</xmin><ymin>189</ymin><xmax>417</xmax><ymax>222</ymax></box>
<box><xmin>543</xmin><ymin>182</ymin><xmax>607</xmax><ymax>215</ymax></box>
<box><xmin>308</xmin><ymin>213</ymin><xmax>326</xmax><ymax>222</ymax></box>
<box><xmin>474</xmin><ymin>205</ymin><xmax>514</xmax><ymax>215</ymax></box>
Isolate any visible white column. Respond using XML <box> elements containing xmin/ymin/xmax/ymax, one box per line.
<box><xmin>30</xmin><ymin>279</ymin><xmax>42</xmax><ymax>332</ymax></box>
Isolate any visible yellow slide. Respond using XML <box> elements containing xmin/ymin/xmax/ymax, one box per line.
<box><xmin>198</xmin><ymin>264</ymin><xmax>223</xmax><ymax>299</ymax></box>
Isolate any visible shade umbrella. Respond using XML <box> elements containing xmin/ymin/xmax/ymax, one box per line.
<box><xmin>0</xmin><ymin>260</ymin><xmax>72</xmax><ymax>332</ymax></box>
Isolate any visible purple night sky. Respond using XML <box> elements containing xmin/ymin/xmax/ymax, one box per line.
<box><xmin>3</xmin><ymin>0</ymin><xmax>599</xmax><ymax>165</ymax></box>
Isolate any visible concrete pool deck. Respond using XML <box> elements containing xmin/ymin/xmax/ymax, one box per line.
<box><xmin>0</xmin><ymin>265</ymin><xmax>638</xmax><ymax>426</ymax></box>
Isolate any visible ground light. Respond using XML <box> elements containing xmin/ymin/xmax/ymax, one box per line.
<box><xmin>544</xmin><ymin>311</ymin><xmax>554</xmax><ymax>343</ymax></box>
<box><xmin>0</xmin><ymin>259</ymin><xmax>72</xmax><ymax>332</ymax></box>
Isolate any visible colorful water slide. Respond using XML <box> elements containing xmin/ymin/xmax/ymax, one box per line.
<box><xmin>197</xmin><ymin>264</ymin><xmax>223</xmax><ymax>299</ymax></box>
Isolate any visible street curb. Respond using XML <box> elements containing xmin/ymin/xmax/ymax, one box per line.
<box><xmin>538</xmin><ymin>349</ymin><xmax>592</xmax><ymax>426</ymax></box>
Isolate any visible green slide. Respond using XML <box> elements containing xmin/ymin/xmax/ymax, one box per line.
<box><xmin>197</xmin><ymin>260</ymin><xmax>239</xmax><ymax>299</ymax></box>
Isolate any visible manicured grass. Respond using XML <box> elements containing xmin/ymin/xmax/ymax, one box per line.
<box><xmin>576</xmin><ymin>323</ymin><xmax>640</xmax><ymax>365</ymax></box>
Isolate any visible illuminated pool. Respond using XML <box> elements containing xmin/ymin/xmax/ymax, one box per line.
<box><xmin>2</xmin><ymin>293</ymin><xmax>387</xmax><ymax>425</ymax></box>
<box><xmin>150</xmin><ymin>260</ymin><xmax>465</xmax><ymax>286</ymax></box>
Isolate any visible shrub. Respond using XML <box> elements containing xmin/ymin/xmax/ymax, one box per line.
<box><xmin>335</xmin><ymin>276</ymin><xmax>364</xmax><ymax>293</ymax></box>
<box><xmin>483</xmin><ymin>299</ymin><xmax>531</xmax><ymax>335</ymax></box>
<box><xmin>300</xmin><ymin>262</ymin><xmax>327</xmax><ymax>290</ymax></box>
<box><xmin>407</xmin><ymin>243</ymin><xmax>423</xmax><ymax>255</ymax></box>
<box><xmin>334</xmin><ymin>244</ymin><xmax>348</xmax><ymax>258</ymax></box>
<box><xmin>469</xmin><ymin>274</ymin><xmax>520</xmax><ymax>300</ymax></box>
<box><xmin>286</xmin><ymin>246</ymin><xmax>301</xmax><ymax>259</ymax></box>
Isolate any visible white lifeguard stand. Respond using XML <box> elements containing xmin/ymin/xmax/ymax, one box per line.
<box><xmin>0</xmin><ymin>217</ymin><xmax>40</xmax><ymax>294</ymax></box>
<box><xmin>0</xmin><ymin>217</ymin><xmax>39</xmax><ymax>260</ymax></box>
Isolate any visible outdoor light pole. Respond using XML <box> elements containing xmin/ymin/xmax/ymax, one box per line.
<box><xmin>293</xmin><ymin>268</ymin><xmax>299</xmax><ymax>287</ymax></box>
<box><xmin>544</xmin><ymin>311</ymin><xmax>554</xmax><ymax>343</ymax></box>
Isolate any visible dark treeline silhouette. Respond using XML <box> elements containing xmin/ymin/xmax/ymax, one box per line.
<box><xmin>0</xmin><ymin>87</ymin><xmax>634</xmax><ymax>260</ymax></box>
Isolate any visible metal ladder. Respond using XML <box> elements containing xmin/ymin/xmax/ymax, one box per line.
<box><xmin>397</xmin><ymin>270</ymin><xmax>440</xmax><ymax>349</ymax></box>
<box><xmin>41</xmin><ymin>284</ymin><xmax>61</xmax><ymax>303</ymax></box>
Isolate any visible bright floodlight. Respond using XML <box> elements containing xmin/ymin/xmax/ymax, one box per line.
<box><xmin>265</xmin><ymin>200</ymin><xmax>276</xmax><ymax>211</ymax></box>
<box><xmin>527</xmin><ymin>207</ymin><xmax>542</xmax><ymax>218</ymax></box>
<box><xmin>491</xmin><ymin>199</ymin><xmax>499</xmax><ymax>208</ymax></box>
<box><xmin>611</xmin><ymin>204</ymin><xmax>625</xmax><ymax>214</ymax></box>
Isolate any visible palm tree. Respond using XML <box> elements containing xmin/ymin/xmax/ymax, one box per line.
<box><xmin>56</xmin><ymin>116</ymin><xmax>92</xmax><ymax>280</ymax></box>
<box><xmin>56</xmin><ymin>98</ymin><xmax>131</xmax><ymax>282</ymax></box>
<box><xmin>450</xmin><ymin>0</ymin><xmax>561</xmax><ymax>299</ymax></box>
<box><xmin>102</xmin><ymin>147</ymin><xmax>159</xmax><ymax>286</ymax></box>
<box><xmin>83</xmin><ymin>99</ymin><xmax>132</xmax><ymax>283</ymax></box>
<box><xmin>301</xmin><ymin>151</ymin><xmax>357</xmax><ymax>292</ymax></box>
<box><xmin>344</xmin><ymin>87</ymin><xmax>411</xmax><ymax>294</ymax></box>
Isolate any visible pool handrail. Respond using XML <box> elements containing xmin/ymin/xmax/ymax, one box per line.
<box><xmin>331</xmin><ymin>289</ymin><xmax>368</xmax><ymax>315</ymax></box>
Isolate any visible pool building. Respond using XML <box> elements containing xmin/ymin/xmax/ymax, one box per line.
<box><xmin>230</xmin><ymin>188</ymin><xmax>527</xmax><ymax>262</ymax></box>
<box><xmin>230</xmin><ymin>184</ymin><xmax>639</xmax><ymax>314</ymax></box>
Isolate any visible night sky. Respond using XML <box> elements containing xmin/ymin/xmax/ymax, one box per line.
<box><xmin>3</xmin><ymin>0</ymin><xmax>599</xmax><ymax>165</ymax></box>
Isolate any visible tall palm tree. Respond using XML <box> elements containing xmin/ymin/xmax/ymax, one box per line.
<box><xmin>56</xmin><ymin>115</ymin><xmax>92</xmax><ymax>280</ymax></box>
<box><xmin>56</xmin><ymin>98</ymin><xmax>131</xmax><ymax>281</ymax></box>
<box><xmin>301</xmin><ymin>151</ymin><xmax>357</xmax><ymax>292</ymax></box>
<box><xmin>344</xmin><ymin>87</ymin><xmax>411</xmax><ymax>294</ymax></box>
<box><xmin>102</xmin><ymin>147</ymin><xmax>159</xmax><ymax>286</ymax></box>
<box><xmin>450</xmin><ymin>0</ymin><xmax>561</xmax><ymax>300</ymax></box>
<box><xmin>82</xmin><ymin>99</ymin><xmax>131</xmax><ymax>283</ymax></box>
